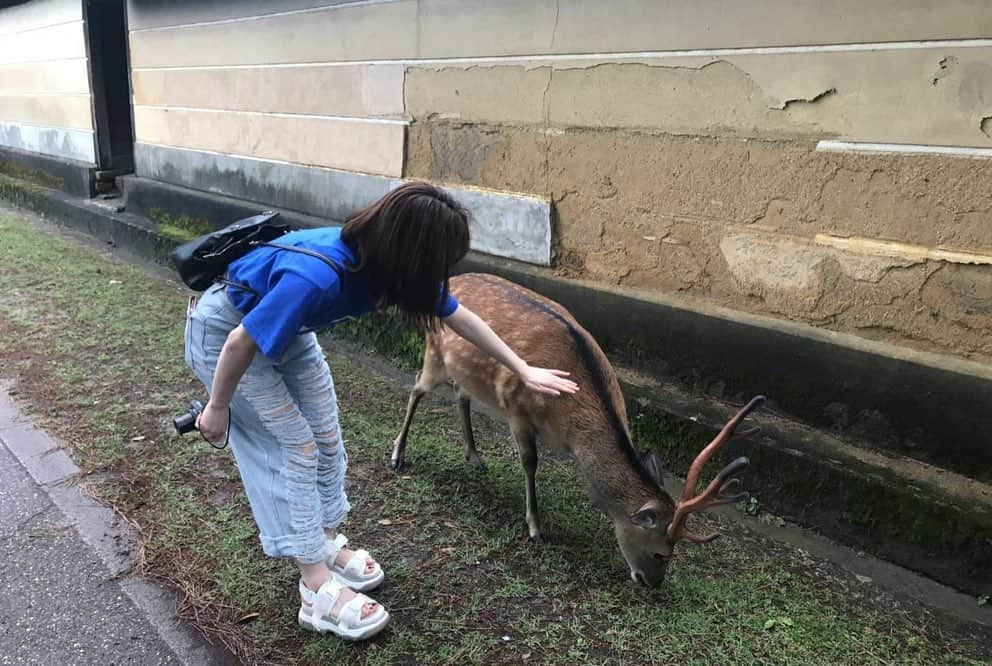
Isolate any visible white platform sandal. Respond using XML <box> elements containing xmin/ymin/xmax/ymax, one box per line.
<box><xmin>297</xmin><ymin>578</ymin><xmax>390</xmax><ymax>641</ymax></box>
<box><xmin>326</xmin><ymin>533</ymin><xmax>384</xmax><ymax>592</ymax></box>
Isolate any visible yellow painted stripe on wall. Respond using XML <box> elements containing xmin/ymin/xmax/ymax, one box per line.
<box><xmin>0</xmin><ymin>60</ymin><xmax>91</xmax><ymax>95</ymax></box>
<box><xmin>0</xmin><ymin>94</ymin><xmax>92</xmax><ymax>130</ymax></box>
<box><xmin>132</xmin><ymin>64</ymin><xmax>405</xmax><ymax>117</ymax></box>
<box><xmin>0</xmin><ymin>22</ymin><xmax>86</xmax><ymax>66</ymax></box>
<box><xmin>129</xmin><ymin>0</ymin><xmax>992</xmax><ymax>69</ymax></box>
<box><xmin>133</xmin><ymin>106</ymin><xmax>405</xmax><ymax>177</ymax></box>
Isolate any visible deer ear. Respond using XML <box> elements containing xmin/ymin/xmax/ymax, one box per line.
<box><xmin>631</xmin><ymin>502</ymin><xmax>660</xmax><ymax>529</ymax></box>
<box><xmin>641</xmin><ymin>448</ymin><xmax>666</xmax><ymax>488</ymax></box>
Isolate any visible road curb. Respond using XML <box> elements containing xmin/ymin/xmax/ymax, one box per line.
<box><xmin>0</xmin><ymin>381</ymin><xmax>230</xmax><ymax>666</ymax></box>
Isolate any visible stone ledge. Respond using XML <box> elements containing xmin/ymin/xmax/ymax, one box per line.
<box><xmin>134</xmin><ymin>143</ymin><xmax>552</xmax><ymax>265</ymax></box>
<box><xmin>0</xmin><ymin>145</ymin><xmax>95</xmax><ymax>198</ymax></box>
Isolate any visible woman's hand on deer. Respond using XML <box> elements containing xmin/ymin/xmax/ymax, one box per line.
<box><xmin>443</xmin><ymin>305</ymin><xmax>579</xmax><ymax>396</ymax></box>
<box><xmin>519</xmin><ymin>366</ymin><xmax>579</xmax><ymax>396</ymax></box>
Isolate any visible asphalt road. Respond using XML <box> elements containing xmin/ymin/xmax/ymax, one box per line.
<box><xmin>0</xmin><ymin>385</ymin><xmax>223</xmax><ymax>665</ymax></box>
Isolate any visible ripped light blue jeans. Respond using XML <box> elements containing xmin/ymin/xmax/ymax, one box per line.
<box><xmin>184</xmin><ymin>284</ymin><xmax>350</xmax><ymax>564</ymax></box>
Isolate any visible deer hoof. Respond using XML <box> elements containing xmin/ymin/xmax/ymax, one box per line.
<box><xmin>528</xmin><ymin>533</ymin><xmax>546</xmax><ymax>545</ymax></box>
<box><xmin>464</xmin><ymin>454</ymin><xmax>487</xmax><ymax>472</ymax></box>
<box><xmin>389</xmin><ymin>457</ymin><xmax>405</xmax><ymax>472</ymax></box>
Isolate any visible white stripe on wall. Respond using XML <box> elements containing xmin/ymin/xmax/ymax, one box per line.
<box><xmin>134</xmin><ymin>141</ymin><xmax>553</xmax><ymax>265</ymax></box>
<box><xmin>0</xmin><ymin>18</ymin><xmax>82</xmax><ymax>37</ymax></box>
<box><xmin>817</xmin><ymin>140</ymin><xmax>992</xmax><ymax>159</ymax></box>
<box><xmin>128</xmin><ymin>0</ymin><xmax>403</xmax><ymax>33</ymax></box>
<box><xmin>0</xmin><ymin>21</ymin><xmax>87</xmax><ymax>65</ymax></box>
<box><xmin>133</xmin><ymin>105</ymin><xmax>409</xmax><ymax>125</ymax></box>
<box><xmin>0</xmin><ymin>57</ymin><xmax>87</xmax><ymax>68</ymax></box>
<box><xmin>0</xmin><ymin>0</ymin><xmax>83</xmax><ymax>37</ymax></box>
<box><xmin>131</xmin><ymin>38</ymin><xmax>992</xmax><ymax>71</ymax></box>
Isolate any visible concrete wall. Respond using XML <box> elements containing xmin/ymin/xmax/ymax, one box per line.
<box><xmin>127</xmin><ymin>1</ymin><xmax>410</xmax><ymax>178</ymax></box>
<box><xmin>400</xmin><ymin>1</ymin><xmax>992</xmax><ymax>365</ymax></box>
<box><xmin>0</xmin><ymin>0</ymin><xmax>95</xmax><ymax>163</ymax></box>
<box><xmin>126</xmin><ymin>0</ymin><xmax>554</xmax><ymax>264</ymax></box>
<box><xmin>126</xmin><ymin>0</ymin><xmax>992</xmax><ymax>363</ymax></box>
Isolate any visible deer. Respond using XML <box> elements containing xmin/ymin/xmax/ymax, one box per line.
<box><xmin>390</xmin><ymin>273</ymin><xmax>764</xmax><ymax>586</ymax></box>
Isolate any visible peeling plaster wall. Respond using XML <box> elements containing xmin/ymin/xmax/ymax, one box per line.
<box><xmin>399</xmin><ymin>5</ymin><xmax>992</xmax><ymax>365</ymax></box>
<box><xmin>406</xmin><ymin>48</ymin><xmax>992</xmax><ymax>148</ymax></box>
<box><xmin>406</xmin><ymin>125</ymin><xmax>992</xmax><ymax>363</ymax></box>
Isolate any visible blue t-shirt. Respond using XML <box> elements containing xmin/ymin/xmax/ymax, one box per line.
<box><xmin>226</xmin><ymin>227</ymin><xmax>459</xmax><ymax>359</ymax></box>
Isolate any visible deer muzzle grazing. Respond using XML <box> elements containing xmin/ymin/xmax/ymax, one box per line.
<box><xmin>391</xmin><ymin>273</ymin><xmax>764</xmax><ymax>586</ymax></box>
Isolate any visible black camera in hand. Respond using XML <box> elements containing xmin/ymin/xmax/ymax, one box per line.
<box><xmin>173</xmin><ymin>400</ymin><xmax>204</xmax><ymax>434</ymax></box>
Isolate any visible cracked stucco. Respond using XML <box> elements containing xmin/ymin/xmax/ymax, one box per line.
<box><xmin>406</xmin><ymin>122</ymin><xmax>992</xmax><ymax>363</ymax></box>
<box><xmin>406</xmin><ymin>59</ymin><xmax>843</xmax><ymax>139</ymax></box>
<box><xmin>771</xmin><ymin>88</ymin><xmax>838</xmax><ymax>111</ymax></box>
<box><xmin>401</xmin><ymin>33</ymin><xmax>992</xmax><ymax>365</ymax></box>
<box><xmin>406</xmin><ymin>46</ymin><xmax>992</xmax><ymax>147</ymax></box>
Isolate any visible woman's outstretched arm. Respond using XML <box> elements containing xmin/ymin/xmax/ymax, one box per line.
<box><xmin>443</xmin><ymin>305</ymin><xmax>579</xmax><ymax>396</ymax></box>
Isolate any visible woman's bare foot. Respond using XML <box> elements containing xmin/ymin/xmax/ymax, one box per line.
<box><xmin>298</xmin><ymin>563</ymin><xmax>378</xmax><ymax>620</ymax></box>
<box><xmin>325</xmin><ymin>528</ymin><xmax>377</xmax><ymax>575</ymax></box>
<box><xmin>330</xmin><ymin>586</ymin><xmax>378</xmax><ymax>620</ymax></box>
<box><xmin>299</xmin><ymin>584</ymin><xmax>379</xmax><ymax>620</ymax></box>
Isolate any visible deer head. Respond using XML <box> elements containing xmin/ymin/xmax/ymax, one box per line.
<box><xmin>613</xmin><ymin>396</ymin><xmax>765</xmax><ymax>586</ymax></box>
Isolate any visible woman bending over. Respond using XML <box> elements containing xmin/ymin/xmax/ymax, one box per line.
<box><xmin>184</xmin><ymin>182</ymin><xmax>578</xmax><ymax>641</ymax></box>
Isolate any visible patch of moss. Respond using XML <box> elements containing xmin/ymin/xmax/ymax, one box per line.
<box><xmin>628</xmin><ymin>398</ymin><xmax>706</xmax><ymax>464</ymax></box>
<box><xmin>839</xmin><ymin>473</ymin><xmax>992</xmax><ymax>550</ymax></box>
<box><xmin>333</xmin><ymin>311</ymin><xmax>425</xmax><ymax>371</ymax></box>
<box><xmin>149</xmin><ymin>207</ymin><xmax>212</xmax><ymax>242</ymax></box>
<box><xmin>0</xmin><ymin>161</ymin><xmax>63</xmax><ymax>190</ymax></box>
<box><xmin>0</xmin><ymin>173</ymin><xmax>46</xmax><ymax>209</ymax></box>
<box><xmin>151</xmin><ymin>233</ymin><xmax>184</xmax><ymax>264</ymax></box>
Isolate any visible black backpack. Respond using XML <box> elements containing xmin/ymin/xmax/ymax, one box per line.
<box><xmin>169</xmin><ymin>212</ymin><xmax>342</xmax><ymax>293</ymax></box>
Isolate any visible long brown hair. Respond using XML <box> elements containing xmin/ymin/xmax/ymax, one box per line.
<box><xmin>342</xmin><ymin>182</ymin><xmax>470</xmax><ymax>328</ymax></box>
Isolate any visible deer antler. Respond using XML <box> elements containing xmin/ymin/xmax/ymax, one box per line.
<box><xmin>666</xmin><ymin>395</ymin><xmax>766</xmax><ymax>545</ymax></box>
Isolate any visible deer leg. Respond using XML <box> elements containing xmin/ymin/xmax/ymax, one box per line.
<box><xmin>457</xmin><ymin>392</ymin><xmax>486</xmax><ymax>471</ymax></box>
<box><xmin>390</xmin><ymin>387</ymin><xmax>424</xmax><ymax>471</ymax></box>
<box><xmin>510</xmin><ymin>419</ymin><xmax>542</xmax><ymax>543</ymax></box>
<box><xmin>391</xmin><ymin>367</ymin><xmax>441</xmax><ymax>471</ymax></box>
<box><xmin>391</xmin><ymin>340</ymin><xmax>447</xmax><ymax>471</ymax></box>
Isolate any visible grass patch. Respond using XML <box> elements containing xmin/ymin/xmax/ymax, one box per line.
<box><xmin>0</xmin><ymin>173</ymin><xmax>46</xmax><ymax>209</ymax></box>
<box><xmin>0</xmin><ymin>160</ymin><xmax>64</xmax><ymax>189</ymax></box>
<box><xmin>335</xmin><ymin>312</ymin><xmax>425</xmax><ymax>371</ymax></box>
<box><xmin>0</xmin><ymin>207</ymin><xmax>989</xmax><ymax>665</ymax></box>
<box><xmin>149</xmin><ymin>206</ymin><xmax>213</xmax><ymax>242</ymax></box>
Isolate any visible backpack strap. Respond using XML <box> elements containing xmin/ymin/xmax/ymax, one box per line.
<box><xmin>217</xmin><ymin>240</ymin><xmax>346</xmax><ymax>298</ymax></box>
<box><xmin>259</xmin><ymin>241</ymin><xmax>345</xmax><ymax>281</ymax></box>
